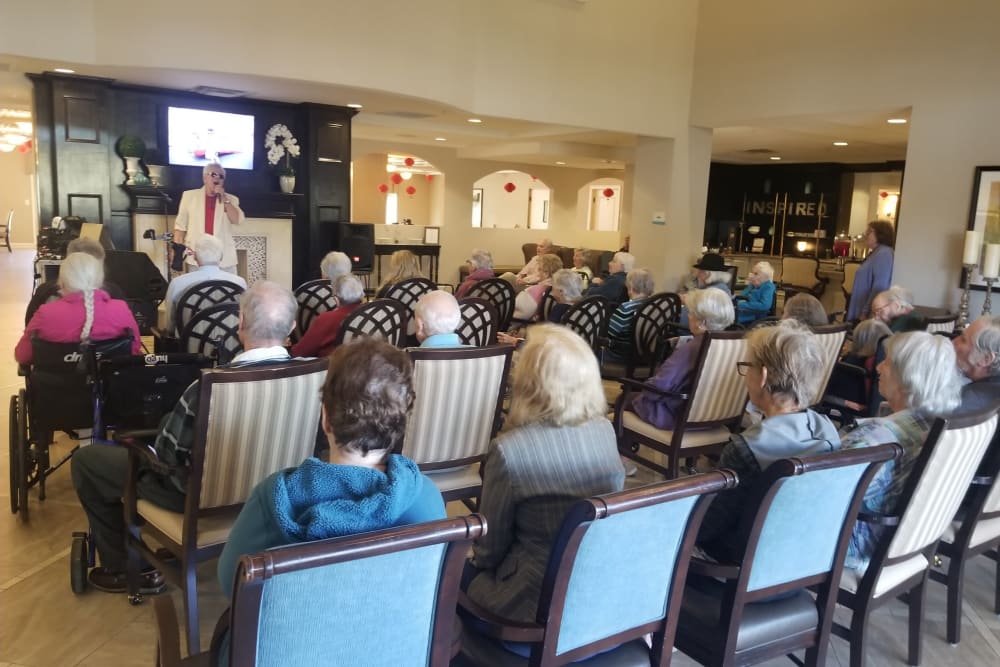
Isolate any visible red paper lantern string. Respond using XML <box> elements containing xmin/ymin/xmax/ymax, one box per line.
<box><xmin>602</xmin><ymin>187</ymin><xmax>615</xmax><ymax>198</ymax></box>
<box><xmin>504</xmin><ymin>182</ymin><xmax>516</xmax><ymax>193</ymax></box>
<box><xmin>390</xmin><ymin>173</ymin><xmax>403</xmax><ymax>185</ymax></box>
<box><xmin>879</xmin><ymin>191</ymin><xmax>889</xmax><ymax>198</ymax></box>
<box><xmin>378</xmin><ymin>183</ymin><xmax>389</xmax><ymax>193</ymax></box>
<box><xmin>404</xmin><ymin>157</ymin><xmax>415</xmax><ymax>167</ymax></box>
<box><xmin>425</xmin><ymin>174</ymin><xmax>434</xmax><ymax>182</ymax></box>
<box><xmin>405</xmin><ymin>185</ymin><xmax>416</xmax><ymax>196</ymax></box>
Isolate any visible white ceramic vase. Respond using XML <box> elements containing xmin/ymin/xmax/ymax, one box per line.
<box><xmin>146</xmin><ymin>164</ymin><xmax>165</xmax><ymax>187</ymax></box>
<box><xmin>279</xmin><ymin>175</ymin><xmax>296</xmax><ymax>193</ymax></box>
<box><xmin>123</xmin><ymin>156</ymin><xmax>142</xmax><ymax>185</ymax></box>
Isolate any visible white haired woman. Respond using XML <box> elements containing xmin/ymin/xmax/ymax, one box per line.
<box><xmin>842</xmin><ymin>331</ymin><xmax>963</xmax><ymax>571</ymax></box>
<box><xmin>15</xmin><ymin>253</ymin><xmax>141</xmax><ymax>364</ymax></box>
<box><xmin>586</xmin><ymin>251</ymin><xmax>634</xmax><ymax>301</ymax></box>
<box><xmin>734</xmin><ymin>261</ymin><xmax>776</xmax><ymax>325</ymax></box>
<box><xmin>456</xmin><ymin>248</ymin><xmax>495</xmax><ymax>298</ymax></box>
<box><xmin>626</xmin><ymin>288</ymin><xmax>734</xmax><ymax>430</ymax></box>
<box><xmin>606</xmin><ymin>268</ymin><xmax>655</xmax><ymax>361</ymax></box>
<box><xmin>319</xmin><ymin>251</ymin><xmax>353</xmax><ymax>281</ymax></box>
<box><xmin>465</xmin><ymin>325</ymin><xmax>625</xmax><ymax>623</ymax></box>
<box><xmin>546</xmin><ymin>268</ymin><xmax>584</xmax><ymax>322</ymax></box>
<box><xmin>696</xmin><ymin>321</ymin><xmax>841</xmax><ymax>560</ymax></box>
<box><xmin>290</xmin><ymin>274</ymin><xmax>365</xmax><ymax>358</ymax></box>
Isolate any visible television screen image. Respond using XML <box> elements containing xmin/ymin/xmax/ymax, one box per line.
<box><xmin>167</xmin><ymin>107</ymin><xmax>255</xmax><ymax>170</ymax></box>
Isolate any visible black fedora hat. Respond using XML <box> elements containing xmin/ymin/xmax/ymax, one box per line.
<box><xmin>693</xmin><ymin>252</ymin><xmax>726</xmax><ymax>271</ymax></box>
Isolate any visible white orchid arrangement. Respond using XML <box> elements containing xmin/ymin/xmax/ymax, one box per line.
<box><xmin>264</xmin><ymin>123</ymin><xmax>301</xmax><ymax>176</ymax></box>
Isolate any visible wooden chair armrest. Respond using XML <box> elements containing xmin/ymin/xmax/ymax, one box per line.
<box><xmin>857</xmin><ymin>510</ymin><xmax>899</xmax><ymax>526</ymax></box>
<box><xmin>457</xmin><ymin>591</ymin><xmax>544</xmax><ymax>643</ymax></box>
<box><xmin>153</xmin><ymin>595</ymin><xmax>184</xmax><ymax>667</ymax></box>
<box><xmin>688</xmin><ymin>556</ymin><xmax>742</xmax><ymax>579</ymax></box>
<box><xmin>209</xmin><ymin>606</ymin><xmax>231</xmax><ymax>665</ymax></box>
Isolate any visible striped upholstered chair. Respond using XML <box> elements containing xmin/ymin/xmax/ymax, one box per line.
<box><xmin>809</xmin><ymin>323</ymin><xmax>849</xmax><ymax>406</ymax></box>
<box><xmin>402</xmin><ymin>345</ymin><xmax>514</xmax><ymax>507</ymax></box>
<box><xmin>832</xmin><ymin>406</ymin><xmax>999</xmax><ymax>666</ymax></box>
<box><xmin>121</xmin><ymin>358</ymin><xmax>329</xmax><ymax>655</ymax></box>
<box><xmin>613</xmin><ymin>330</ymin><xmax>748</xmax><ymax>479</ymax></box>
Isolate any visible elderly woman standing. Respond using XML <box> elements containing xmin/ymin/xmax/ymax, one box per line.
<box><xmin>696</xmin><ymin>321</ymin><xmax>841</xmax><ymax>560</ymax></box>
<box><xmin>842</xmin><ymin>331</ymin><xmax>962</xmax><ymax>571</ymax></box>
<box><xmin>847</xmin><ymin>220</ymin><xmax>895</xmax><ymax>322</ymax></box>
<box><xmin>15</xmin><ymin>253</ymin><xmax>141</xmax><ymax>364</ymax></box>
<box><xmin>456</xmin><ymin>248</ymin><xmax>495</xmax><ymax>298</ymax></box>
<box><xmin>627</xmin><ymin>289</ymin><xmax>734</xmax><ymax>430</ymax></box>
<box><xmin>465</xmin><ymin>325</ymin><xmax>624</xmax><ymax>622</ymax></box>
<box><xmin>734</xmin><ymin>261</ymin><xmax>776</xmax><ymax>325</ymax></box>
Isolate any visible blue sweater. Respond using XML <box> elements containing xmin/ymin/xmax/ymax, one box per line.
<box><xmin>735</xmin><ymin>280</ymin><xmax>776</xmax><ymax>323</ymax></box>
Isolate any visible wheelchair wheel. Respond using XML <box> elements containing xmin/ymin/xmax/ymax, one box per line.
<box><xmin>8</xmin><ymin>394</ymin><xmax>19</xmax><ymax>515</ymax></box>
<box><xmin>70</xmin><ymin>532</ymin><xmax>89</xmax><ymax>594</ymax></box>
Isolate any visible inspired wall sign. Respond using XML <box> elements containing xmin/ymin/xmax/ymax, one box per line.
<box><xmin>738</xmin><ymin>192</ymin><xmax>834</xmax><ymax>255</ymax></box>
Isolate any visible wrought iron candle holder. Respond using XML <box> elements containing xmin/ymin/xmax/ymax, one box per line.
<box><xmin>983</xmin><ymin>277</ymin><xmax>997</xmax><ymax>316</ymax></box>
<box><xmin>958</xmin><ymin>263</ymin><xmax>977</xmax><ymax>329</ymax></box>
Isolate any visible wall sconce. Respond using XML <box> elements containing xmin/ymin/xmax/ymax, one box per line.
<box><xmin>796</xmin><ymin>241</ymin><xmax>808</xmax><ymax>253</ymax></box>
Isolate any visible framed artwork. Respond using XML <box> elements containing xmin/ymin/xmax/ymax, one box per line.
<box><xmin>965</xmin><ymin>166</ymin><xmax>1000</xmax><ymax>290</ymax></box>
<box><xmin>471</xmin><ymin>188</ymin><xmax>483</xmax><ymax>228</ymax></box>
<box><xmin>423</xmin><ymin>226</ymin><xmax>440</xmax><ymax>245</ymax></box>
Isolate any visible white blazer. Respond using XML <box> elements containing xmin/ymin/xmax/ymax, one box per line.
<box><xmin>174</xmin><ymin>187</ymin><xmax>245</xmax><ymax>269</ymax></box>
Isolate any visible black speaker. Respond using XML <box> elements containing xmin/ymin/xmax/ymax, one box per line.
<box><xmin>105</xmin><ymin>250</ymin><xmax>168</xmax><ymax>301</ymax></box>
<box><xmin>327</xmin><ymin>222</ymin><xmax>375</xmax><ymax>272</ymax></box>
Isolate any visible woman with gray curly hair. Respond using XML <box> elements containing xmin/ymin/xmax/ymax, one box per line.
<box><xmin>842</xmin><ymin>331</ymin><xmax>963</xmax><ymax>571</ymax></box>
<box><xmin>547</xmin><ymin>269</ymin><xmax>584</xmax><ymax>322</ymax></box>
<box><xmin>456</xmin><ymin>248</ymin><xmax>495</xmax><ymax>299</ymax></box>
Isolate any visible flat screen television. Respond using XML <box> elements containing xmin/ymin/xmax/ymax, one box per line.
<box><xmin>166</xmin><ymin>106</ymin><xmax>254</xmax><ymax>170</ymax></box>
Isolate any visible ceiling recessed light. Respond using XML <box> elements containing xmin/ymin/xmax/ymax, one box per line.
<box><xmin>467</xmin><ymin>118</ymin><xmax>483</xmax><ymax>124</ymax></box>
<box><xmin>434</xmin><ymin>137</ymin><xmax>447</xmax><ymax>142</ymax></box>
<box><xmin>555</xmin><ymin>161</ymin><xmax>566</xmax><ymax>165</ymax></box>
<box><xmin>769</xmin><ymin>156</ymin><xmax>782</xmax><ymax>161</ymax></box>
<box><xmin>833</xmin><ymin>141</ymin><xmax>849</xmax><ymax>146</ymax></box>
<box><xmin>887</xmin><ymin>118</ymin><xmax>908</xmax><ymax>124</ymax></box>
<box><xmin>53</xmin><ymin>68</ymin><xmax>75</xmax><ymax>74</ymax></box>
<box><xmin>346</xmin><ymin>103</ymin><xmax>363</xmax><ymax>109</ymax></box>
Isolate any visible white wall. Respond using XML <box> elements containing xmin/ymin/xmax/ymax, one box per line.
<box><xmin>0</xmin><ymin>149</ymin><xmax>37</xmax><ymax>246</ymax></box>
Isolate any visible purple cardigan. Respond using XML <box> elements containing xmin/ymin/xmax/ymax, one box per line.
<box><xmin>15</xmin><ymin>290</ymin><xmax>142</xmax><ymax>364</ymax></box>
<box><xmin>628</xmin><ymin>335</ymin><xmax>705</xmax><ymax>430</ymax></box>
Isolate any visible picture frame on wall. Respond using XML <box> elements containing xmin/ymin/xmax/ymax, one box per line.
<box><xmin>965</xmin><ymin>165</ymin><xmax>1000</xmax><ymax>290</ymax></box>
<box><xmin>423</xmin><ymin>226</ymin><xmax>440</xmax><ymax>245</ymax></box>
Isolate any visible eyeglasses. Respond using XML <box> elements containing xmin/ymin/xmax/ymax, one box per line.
<box><xmin>871</xmin><ymin>303</ymin><xmax>890</xmax><ymax>316</ymax></box>
<box><xmin>209</xmin><ymin>172</ymin><xmax>225</xmax><ymax>180</ymax></box>
<box><xmin>735</xmin><ymin>361</ymin><xmax>755</xmax><ymax>376</ymax></box>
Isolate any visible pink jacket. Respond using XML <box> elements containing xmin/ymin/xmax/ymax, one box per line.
<box><xmin>15</xmin><ymin>290</ymin><xmax>142</xmax><ymax>364</ymax></box>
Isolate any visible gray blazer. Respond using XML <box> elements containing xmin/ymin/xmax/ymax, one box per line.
<box><xmin>465</xmin><ymin>418</ymin><xmax>625</xmax><ymax>622</ymax></box>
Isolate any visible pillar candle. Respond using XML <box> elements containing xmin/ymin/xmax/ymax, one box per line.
<box><xmin>963</xmin><ymin>230</ymin><xmax>983</xmax><ymax>265</ymax></box>
<box><xmin>984</xmin><ymin>244</ymin><xmax>1000</xmax><ymax>279</ymax></box>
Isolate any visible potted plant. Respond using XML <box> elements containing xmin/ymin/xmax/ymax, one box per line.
<box><xmin>265</xmin><ymin>123</ymin><xmax>300</xmax><ymax>193</ymax></box>
<box><xmin>116</xmin><ymin>135</ymin><xmax>147</xmax><ymax>185</ymax></box>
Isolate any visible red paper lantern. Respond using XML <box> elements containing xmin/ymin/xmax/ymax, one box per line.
<box><xmin>17</xmin><ymin>142</ymin><xmax>29</xmax><ymax>153</ymax></box>
<box><xmin>602</xmin><ymin>187</ymin><xmax>615</xmax><ymax>198</ymax></box>
<box><xmin>504</xmin><ymin>182</ymin><xmax>516</xmax><ymax>193</ymax></box>
<box><xmin>879</xmin><ymin>191</ymin><xmax>889</xmax><ymax>198</ymax></box>
<box><xmin>390</xmin><ymin>173</ymin><xmax>403</xmax><ymax>185</ymax></box>
<box><xmin>405</xmin><ymin>185</ymin><xmax>416</xmax><ymax>196</ymax></box>
<box><xmin>425</xmin><ymin>174</ymin><xmax>434</xmax><ymax>182</ymax></box>
<box><xmin>404</xmin><ymin>157</ymin><xmax>415</xmax><ymax>167</ymax></box>
<box><xmin>378</xmin><ymin>183</ymin><xmax>389</xmax><ymax>193</ymax></box>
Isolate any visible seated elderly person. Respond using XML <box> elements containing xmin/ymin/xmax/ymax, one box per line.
<box><xmin>954</xmin><ymin>314</ymin><xmax>1000</xmax><ymax>411</ymax></box>
<box><xmin>161</xmin><ymin>235</ymin><xmax>247</xmax><ymax>336</ymax></box>
<box><xmin>626</xmin><ymin>289</ymin><xmax>734</xmax><ymax>430</ymax></box>
<box><xmin>677</xmin><ymin>253</ymin><xmax>733</xmax><ymax>329</ymax></box>
<box><xmin>291</xmin><ymin>274</ymin><xmax>364</xmax><ymax>357</ymax></box>
<box><xmin>547</xmin><ymin>268</ymin><xmax>584</xmax><ymax>323</ymax></box>
<box><xmin>696</xmin><ymin>321</ymin><xmax>841</xmax><ymax>560</ymax></box>
<box><xmin>376</xmin><ymin>249</ymin><xmax>426</xmax><ymax>297</ymax></box>
<box><xmin>25</xmin><ymin>236</ymin><xmax>127</xmax><ymax>325</ymax></box>
<box><xmin>16</xmin><ymin>253</ymin><xmax>142</xmax><ymax>364</ymax></box>
<box><xmin>870</xmin><ymin>285</ymin><xmax>927</xmax><ymax>333</ymax></box>
<box><xmin>72</xmin><ymin>281</ymin><xmax>298</xmax><ymax>593</ymax></box>
<box><xmin>781</xmin><ymin>292</ymin><xmax>829</xmax><ymax>328</ymax></box>
<box><xmin>571</xmin><ymin>248</ymin><xmax>594</xmax><ymax>290</ymax></box>
<box><xmin>841</xmin><ymin>331</ymin><xmax>962</xmax><ymax>571</ymax></box>
<box><xmin>216</xmin><ymin>338</ymin><xmax>445</xmax><ymax>661</ymax></box>
<box><xmin>825</xmin><ymin>318</ymin><xmax>892</xmax><ymax>409</ymax></box>
<box><xmin>320</xmin><ymin>250</ymin><xmax>353</xmax><ymax>281</ymax></box>
<box><xmin>734</xmin><ymin>261</ymin><xmax>776</xmax><ymax>325</ymax></box>
<box><xmin>605</xmin><ymin>268</ymin><xmax>655</xmax><ymax>362</ymax></box>
<box><xmin>464</xmin><ymin>324</ymin><xmax>624</xmax><ymax>623</ymax></box>
<box><xmin>585</xmin><ymin>251</ymin><xmax>634</xmax><ymax>301</ymax></box>
<box><xmin>498</xmin><ymin>238</ymin><xmax>555</xmax><ymax>292</ymax></box>
<box><xmin>512</xmin><ymin>253</ymin><xmax>563</xmax><ymax>322</ymax></box>
<box><xmin>414</xmin><ymin>290</ymin><xmax>463</xmax><ymax>347</ymax></box>
<box><xmin>456</xmin><ymin>248</ymin><xmax>495</xmax><ymax>299</ymax></box>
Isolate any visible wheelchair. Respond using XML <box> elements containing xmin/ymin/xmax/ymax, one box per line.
<box><xmin>9</xmin><ymin>336</ymin><xmax>134</xmax><ymax>523</ymax></box>
<box><xmin>69</xmin><ymin>351</ymin><xmax>212</xmax><ymax>594</ymax></box>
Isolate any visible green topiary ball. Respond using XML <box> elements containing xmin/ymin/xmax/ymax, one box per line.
<box><xmin>117</xmin><ymin>135</ymin><xmax>146</xmax><ymax>158</ymax></box>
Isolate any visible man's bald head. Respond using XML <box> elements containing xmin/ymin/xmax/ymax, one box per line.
<box><xmin>238</xmin><ymin>281</ymin><xmax>296</xmax><ymax>348</ymax></box>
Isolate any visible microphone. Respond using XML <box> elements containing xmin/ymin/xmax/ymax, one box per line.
<box><xmin>160</xmin><ymin>192</ymin><xmax>173</xmax><ymax>204</ymax></box>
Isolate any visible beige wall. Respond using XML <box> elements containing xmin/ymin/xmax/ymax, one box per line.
<box><xmin>0</xmin><ymin>149</ymin><xmax>37</xmax><ymax>246</ymax></box>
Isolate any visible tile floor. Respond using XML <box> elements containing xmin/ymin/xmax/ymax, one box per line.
<box><xmin>0</xmin><ymin>248</ymin><xmax>998</xmax><ymax>665</ymax></box>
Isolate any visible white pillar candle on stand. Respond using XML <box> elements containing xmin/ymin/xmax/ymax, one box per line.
<box><xmin>984</xmin><ymin>244</ymin><xmax>1000</xmax><ymax>279</ymax></box>
<box><xmin>963</xmin><ymin>230</ymin><xmax>983</xmax><ymax>265</ymax></box>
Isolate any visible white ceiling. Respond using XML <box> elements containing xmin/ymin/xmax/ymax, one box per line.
<box><xmin>0</xmin><ymin>55</ymin><xmax>909</xmax><ymax>168</ymax></box>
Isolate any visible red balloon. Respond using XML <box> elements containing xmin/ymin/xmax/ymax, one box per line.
<box><xmin>404</xmin><ymin>157</ymin><xmax>415</xmax><ymax>167</ymax></box>
<box><xmin>602</xmin><ymin>187</ymin><xmax>615</xmax><ymax>198</ymax></box>
<box><xmin>504</xmin><ymin>182</ymin><xmax>516</xmax><ymax>193</ymax></box>
<box><xmin>378</xmin><ymin>183</ymin><xmax>389</xmax><ymax>193</ymax></box>
<box><xmin>879</xmin><ymin>191</ymin><xmax>889</xmax><ymax>198</ymax></box>
<box><xmin>425</xmin><ymin>174</ymin><xmax>434</xmax><ymax>182</ymax></box>
<box><xmin>390</xmin><ymin>173</ymin><xmax>403</xmax><ymax>185</ymax></box>
<box><xmin>405</xmin><ymin>185</ymin><xmax>417</xmax><ymax>196</ymax></box>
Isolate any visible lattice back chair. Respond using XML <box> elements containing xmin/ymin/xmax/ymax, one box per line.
<box><xmin>9</xmin><ymin>336</ymin><xmax>134</xmax><ymax>519</ymax></box>
<box><xmin>154</xmin><ymin>515</ymin><xmax>485</xmax><ymax>667</ymax></box>
<box><xmin>173</xmin><ymin>280</ymin><xmax>245</xmax><ymax>338</ymax></box>
<box><xmin>809</xmin><ymin>323</ymin><xmax>849</xmax><ymax>406</ymax></box>
<box><xmin>292</xmin><ymin>279</ymin><xmax>336</xmax><ymax>342</ymax></box>
<box><xmin>833</xmin><ymin>407</ymin><xmax>999</xmax><ymax>667</ymax></box>
<box><xmin>614</xmin><ymin>330</ymin><xmax>748</xmax><ymax>479</ymax></box>
<box><xmin>560</xmin><ymin>295</ymin><xmax>611</xmax><ymax>354</ymax></box>
<box><xmin>2</xmin><ymin>208</ymin><xmax>11</xmax><ymax>252</ymax></box>
<box><xmin>675</xmin><ymin>445</ymin><xmax>900</xmax><ymax>667</ymax></box>
<box><xmin>466</xmin><ymin>278</ymin><xmax>516</xmax><ymax>332</ymax></box>
<box><xmin>539</xmin><ymin>287</ymin><xmax>557</xmax><ymax>322</ymax></box>
<box><xmin>929</xmin><ymin>418</ymin><xmax>1000</xmax><ymax>644</ymax></box>
<box><xmin>458</xmin><ymin>471</ymin><xmax>738</xmax><ymax>667</ymax></box>
<box><xmin>402</xmin><ymin>346</ymin><xmax>513</xmax><ymax>508</ymax></box>
<box><xmin>180</xmin><ymin>302</ymin><xmax>242</xmax><ymax>364</ymax></box>
<box><xmin>925</xmin><ymin>312</ymin><xmax>958</xmax><ymax>336</ymax></box>
<box><xmin>333</xmin><ymin>298</ymin><xmax>408</xmax><ymax>347</ymax></box>
<box><xmin>381</xmin><ymin>277</ymin><xmax>437</xmax><ymax>346</ymax></box>
<box><xmin>122</xmin><ymin>358</ymin><xmax>329</xmax><ymax>655</ymax></box>
<box><xmin>610</xmin><ymin>292</ymin><xmax>683</xmax><ymax>379</ymax></box>
<box><xmin>457</xmin><ymin>297</ymin><xmax>498</xmax><ymax>347</ymax></box>
<box><xmin>842</xmin><ymin>261</ymin><xmax>862</xmax><ymax>315</ymax></box>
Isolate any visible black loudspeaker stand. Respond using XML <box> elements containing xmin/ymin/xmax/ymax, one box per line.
<box><xmin>320</xmin><ymin>222</ymin><xmax>375</xmax><ymax>273</ymax></box>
